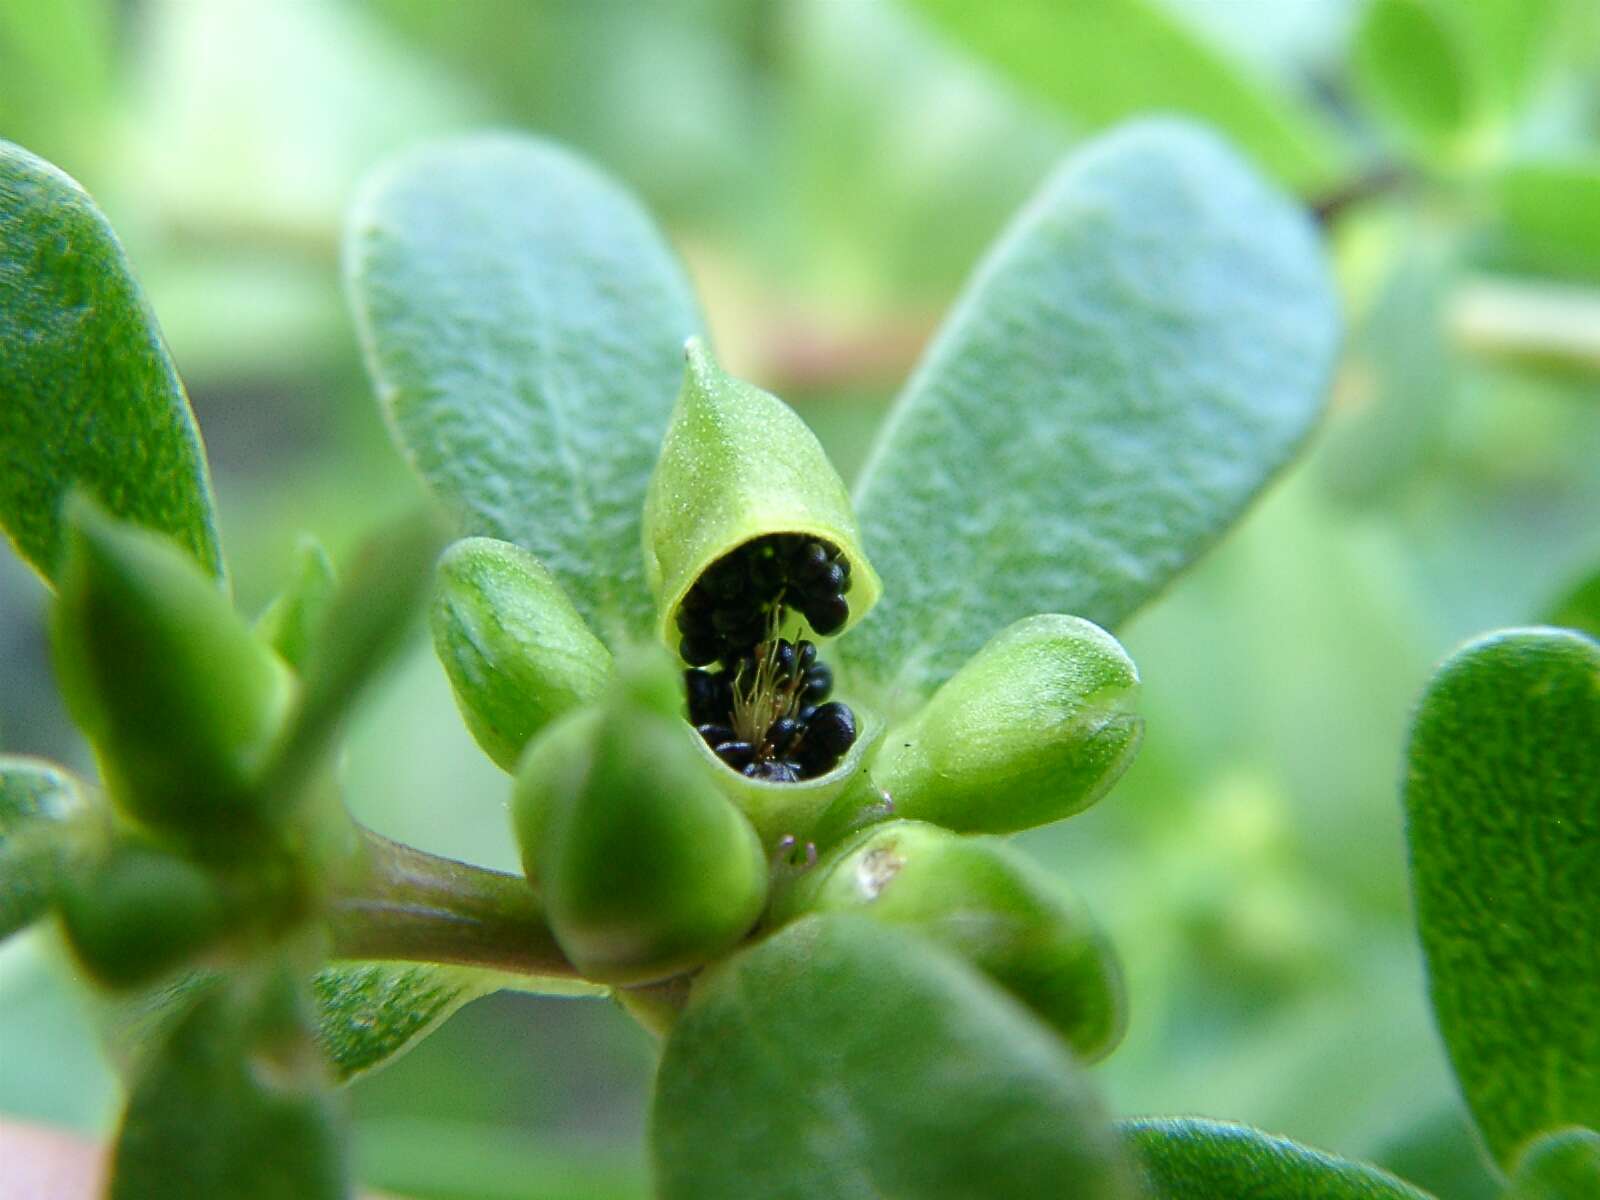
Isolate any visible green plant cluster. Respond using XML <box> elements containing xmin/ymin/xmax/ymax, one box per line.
<box><xmin>1</xmin><ymin>57</ymin><xmax>1596</xmax><ymax>1198</ymax></box>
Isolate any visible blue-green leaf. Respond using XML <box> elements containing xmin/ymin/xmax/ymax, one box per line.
<box><xmin>904</xmin><ymin>0</ymin><xmax>1343</xmax><ymax>191</ymax></box>
<box><xmin>0</xmin><ymin>756</ymin><xmax>92</xmax><ymax>940</ymax></box>
<box><xmin>346</xmin><ymin>135</ymin><xmax>705</xmax><ymax>643</ymax></box>
<box><xmin>652</xmin><ymin>914</ymin><xmax>1131</xmax><ymax>1200</ymax></box>
<box><xmin>0</xmin><ymin>140</ymin><xmax>223</xmax><ymax>584</ymax></box>
<box><xmin>1122</xmin><ymin>1118</ymin><xmax>1437</xmax><ymax>1198</ymax></box>
<box><xmin>1404</xmin><ymin>628</ymin><xmax>1600</xmax><ymax>1167</ymax></box>
<box><xmin>848</xmin><ymin>120</ymin><xmax>1338</xmax><ymax>701</ymax></box>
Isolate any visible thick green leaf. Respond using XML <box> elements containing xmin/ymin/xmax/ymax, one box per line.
<box><xmin>1351</xmin><ymin>0</ymin><xmax>1476</xmax><ymax>153</ymax></box>
<box><xmin>109</xmin><ymin>972</ymin><xmax>348</xmax><ymax>1199</ymax></box>
<box><xmin>848</xmin><ymin>120</ymin><xmax>1338</xmax><ymax>700</ymax></box>
<box><xmin>1509</xmin><ymin>1128</ymin><xmax>1600</xmax><ymax>1200</ymax></box>
<box><xmin>652</xmin><ymin>914</ymin><xmax>1131</xmax><ymax>1200</ymax></box>
<box><xmin>1490</xmin><ymin>160</ymin><xmax>1600</xmax><ymax>282</ymax></box>
<box><xmin>0</xmin><ymin>140</ymin><xmax>222</xmax><ymax>584</ymax></box>
<box><xmin>1404</xmin><ymin>628</ymin><xmax>1600</xmax><ymax>1167</ymax></box>
<box><xmin>346</xmin><ymin>135</ymin><xmax>705</xmax><ymax>642</ymax></box>
<box><xmin>905</xmin><ymin>0</ymin><xmax>1342</xmax><ymax>190</ymax></box>
<box><xmin>1122</xmin><ymin>1118</ymin><xmax>1437</xmax><ymax>1199</ymax></box>
<box><xmin>310</xmin><ymin>960</ymin><xmax>601</xmax><ymax>1083</ymax></box>
<box><xmin>0</xmin><ymin>756</ymin><xmax>91</xmax><ymax>940</ymax></box>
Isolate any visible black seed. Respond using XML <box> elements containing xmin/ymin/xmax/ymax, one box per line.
<box><xmin>712</xmin><ymin>605</ymin><xmax>750</xmax><ymax>633</ymax></box>
<box><xmin>797</xmin><ymin>704</ymin><xmax>817</xmax><ymax>724</ymax></box>
<box><xmin>806</xmin><ymin>593</ymin><xmax>849</xmax><ymax>636</ymax></box>
<box><xmin>714</xmin><ymin>740</ymin><xmax>756</xmax><ymax>767</ymax></box>
<box><xmin>796</xmin><ymin>640</ymin><xmax>817</xmax><ymax>671</ymax></box>
<box><xmin>806</xmin><ymin>701</ymin><xmax>857</xmax><ymax>758</ymax></box>
<box><xmin>747</xmin><ymin>760</ymin><xmax>799</xmax><ymax>784</ymax></box>
<box><xmin>818</xmin><ymin>563</ymin><xmax>846</xmax><ymax>593</ymax></box>
<box><xmin>680</xmin><ymin>634</ymin><xmax>720</xmax><ymax>666</ymax></box>
<box><xmin>765</xmin><ymin>716</ymin><xmax>802</xmax><ymax>756</ymax></box>
<box><xmin>685</xmin><ymin>670</ymin><xmax>720</xmax><ymax>720</ymax></box>
<box><xmin>793</xmin><ymin>540</ymin><xmax>830</xmax><ymax>573</ymax></box>
<box><xmin>802</xmin><ymin>663</ymin><xmax>833</xmax><ymax>703</ymax></box>
<box><xmin>696</xmin><ymin>723</ymin><xmax>735</xmax><ymax>746</ymax></box>
<box><xmin>772</xmin><ymin>639</ymin><xmax>796</xmax><ymax>677</ymax></box>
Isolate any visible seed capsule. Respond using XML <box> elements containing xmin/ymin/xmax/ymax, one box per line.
<box><xmin>773</xmin><ymin>820</ymin><xmax>1126</xmax><ymax>1061</ymax></box>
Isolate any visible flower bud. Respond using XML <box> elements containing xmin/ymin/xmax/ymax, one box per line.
<box><xmin>57</xmin><ymin>840</ymin><xmax>230</xmax><ymax>990</ymax></box>
<box><xmin>433</xmin><ymin>537</ymin><xmax>612</xmax><ymax>771</ymax></box>
<box><xmin>513</xmin><ymin>654</ymin><xmax>768</xmax><ymax>985</ymax></box>
<box><xmin>50</xmin><ymin>498</ymin><xmax>294</xmax><ymax>839</ymax></box>
<box><xmin>641</xmin><ymin>338</ymin><xmax>881</xmax><ymax>662</ymax></box>
<box><xmin>873</xmin><ymin>614</ymin><xmax>1141</xmax><ymax>834</ymax></box>
<box><xmin>775</xmin><ymin>820</ymin><xmax>1125</xmax><ymax>1060</ymax></box>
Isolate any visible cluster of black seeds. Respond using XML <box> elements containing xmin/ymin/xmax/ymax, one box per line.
<box><xmin>676</xmin><ymin>535</ymin><xmax>858</xmax><ymax>783</ymax></box>
<box><xmin>674</xmin><ymin>534</ymin><xmax>852</xmax><ymax>668</ymax></box>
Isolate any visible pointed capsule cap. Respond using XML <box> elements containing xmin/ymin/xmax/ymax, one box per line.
<box><xmin>642</xmin><ymin>339</ymin><xmax>881</xmax><ymax>658</ymax></box>
<box><xmin>433</xmin><ymin>537</ymin><xmax>611</xmax><ymax>771</ymax></box>
<box><xmin>512</xmin><ymin>652</ymin><xmax>768</xmax><ymax>985</ymax></box>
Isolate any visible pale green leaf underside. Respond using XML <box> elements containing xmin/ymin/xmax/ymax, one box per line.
<box><xmin>0</xmin><ymin>140</ymin><xmax>222</xmax><ymax>584</ymax></box>
<box><xmin>848</xmin><ymin>119</ymin><xmax>1338</xmax><ymax>701</ymax></box>
<box><xmin>346</xmin><ymin>135</ymin><xmax>705</xmax><ymax>643</ymax></box>
<box><xmin>652</xmin><ymin>914</ymin><xmax>1130</xmax><ymax>1200</ymax></box>
<box><xmin>905</xmin><ymin>0</ymin><xmax>1343</xmax><ymax>191</ymax></box>
<box><xmin>1404</xmin><ymin>628</ymin><xmax>1600</xmax><ymax>1168</ymax></box>
<box><xmin>1121</xmin><ymin>1118</ymin><xmax>1437</xmax><ymax>1199</ymax></box>
<box><xmin>311</xmin><ymin>959</ymin><xmax>604</xmax><ymax>1083</ymax></box>
<box><xmin>0</xmin><ymin>756</ymin><xmax>90</xmax><ymax>940</ymax></box>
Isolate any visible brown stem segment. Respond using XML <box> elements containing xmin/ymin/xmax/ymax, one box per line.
<box><xmin>328</xmin><ymin>827</ymin><xmax>580</xmax><ymax>979</ymax></box>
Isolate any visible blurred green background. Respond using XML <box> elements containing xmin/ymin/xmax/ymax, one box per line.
<box><xmin>3</xmin><ymin>1</ymin><xmax>1599</xmax><ymax>1197</ymax></box>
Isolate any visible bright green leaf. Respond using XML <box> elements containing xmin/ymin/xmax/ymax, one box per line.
<box><xmin>1351</xmin><ymin>0</ymin><xmax>1476</xmax><ymax>154</ymax></box>
<box><xmin>109</xmin><ymin>972</ymin><xmax>349</xmax><ymax>1199</ymax></box>
<box><xmin>346</xmin><ymin>135</ymin><xmax>705</xmax><ymax>643</ymax></box>
<box><xmin>1404</xmin><ymin>628</ymin><xmax>1600</xmax><ymax>1167</ymax></box>
<box><xmin>255</xmin><ymin>536</ymin><xmax>337</xmax><ymax>673</ymax></box>
<box><xmin>849</xmin><ymin>120</ymin><xmax>1338</xmax><ymax>700</ymax></box>
<box><xmin>905</xmin><ymin>0</ymin><xmax>1343</xmax><ymax>191</ymax></box>
<box><xmin>1509</xmin><ymin>1128</ymin><xmax>1600</xmax><ymax>1200</ymax></box>
<box><xmin>1548</xmin><ymin>566</ymin><xmax>1600</xmax><ymax>639</ymax></box>
<box><xmin>310</xmin><ymin>960</ymin><xmax>601</xmax><ymax>1083</ymax></box>
<box><xmin>1489</xmin><ymin>159</ymin><xmax>1600</xmax><ymax>282</ymax></box>
<box><xmin>0</xmin><ymin>140</ymin><xmax>223</xmax><ymax>584</ymax></box>
<box><xmin>0</xmin><ymin>756</ymin><xmax>91</xmax><ymax>940</ymax></box>
<box><xmin>1453</xmin><ymin>0</ymin><xmax>1562</xmax><ymax>119</ymax></box>
<box><xmin>1122</xmin><ymin>1118</ymin><xmax>1437</xmax><ymax>1199</ymax></box>
<box><xmin>652</xmin><ymin>914</ymin><xmax>1131</xmax><ymax>1200</ymax></box>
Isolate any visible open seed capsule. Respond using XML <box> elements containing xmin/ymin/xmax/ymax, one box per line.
<box><xmin>773</xmin><ymin>819</ymin><xmax>1126</xmax><ymax>1061</ymax></box>
<box><xmin>432</xmin><ymin>537</ymin><xmax>612</xmax><ymax>772</ymax></box>
<box><xmin>50</xmin><ymin>498</ymin><xmax>295</xmax><ymax>841</ymax></box>
<box><xmin>641</xmin><ymin>339</ymin><xmax>881</xmax><ymax>662</ymax></box>
<box><xmin>512</xmin><ymin>654</ymin><xmax>768</xmax><ymax>985</ymax></box>
<box><xmin>872</xmin><ymin>614</ymin><xmax>1142</xmax><ymax>834</ymax></box>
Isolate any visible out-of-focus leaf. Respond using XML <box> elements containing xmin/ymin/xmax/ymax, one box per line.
<box><xmin>256</xmin><ymin>536</ymin><xmax>337</xmax><ymax>673</ymax></box>
<box><xmin>905</xmin><ymin>0</ymin><xmax>1343</xmax><ymax>191</ymax></box>
<box><xmin>0</xmin><ymin>0</ymin><xmax>114</xmax><ymax>171</ymax></box>
<box><xmin>1509</xmin><ymin>1128</ymin><xmax>1600</xmax><ymax>1200</ymax></box>
<box><xmin>310</xmin><ymin>960</ymin><xmax>602</xmax><ymax>1083</ymax></box>
<box><xmin>1547</xmin><ymin>565</ymin><xmax>1600</xmax><ymax>639</ymax></box>
<box><xmin>346</xmin><ymin>135</ymin><xmax>705</xmax><ymax>643</ymax></box>
<box><xmin>1454</xmin><ymin>0</ymin><xmax>1562</xmax><ymax>119</ymax></box>
<box><xmin>652</xmin><ymin>914</ymin><xmax>1131</xmax><ymax>1200</ymax></box>
<box><xmin>1351</xmin><ymin>0</ymin><xmax>1475</xmax><ymax>154</ymax></box>
<box><xmin>109</xmin><ymin>973</ymin><xmax>348</xmax><ymax>1199</ymax></box>
<box><xmin>1489</xmin><ymin>160</ymin><xmax>1600</xmax><ymax>282</ymax></box>
<box><xmin>0</xmin><ymin>757</ymin><xmax>90</xmax><ymax>940</ymax></box>
<box><xmin>1122</xmin><ymin>1118</ymin><xmax>1437</xmax><ymax>1198</ymax></box>
<box><xmin>1404</xmin><ymin>628</ymin><xmax>1600</xmax><ymax>1167</ymax></box>
<box><xmin>849</xmin><ymin>120</ymin><xmax>1338</xmax><ymax>703</ymax></box>
<box><xmin>0</xmin><ymin>141</ymin><xmax>223</xmax><ymax>584</ymax></box>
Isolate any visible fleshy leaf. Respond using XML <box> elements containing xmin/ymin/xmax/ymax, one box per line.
<box><xmin>310</xmin><ymin>960</ymin><xmax>602</xmax><ymax>1083</ymax></box>
<box><xmin>108</xmin><ymin>971</ymin><xmax>349</xmax><ymax>1200</ymax></box>
<box><xmin>0</xmin><ymin>140</ymin><xmax>222</xmax><ymax>584</ymax></box>
<box><xmin>849</xmin><ymin>120</ymin><xmax>1338</xmax><ymax>701</ymax></box>
<box><xmin>904</xmin><ymin>0</ymin><xmax>1342</xmax><ymax>190</ymax></box>
<box><xmin>1121</xmin><ymin>1118</ymin><xmax>1437</xmax><ymax>1199</ymax></box>
<box><xmin>0</xmin><ymin>756</ymin><xmax>92</xmax><ymax>940</ymax></box>
<box><xmin>346</xmin><ymin>134</ymin><xmax>705</xmax><ymax>642</ymax></box>
<box><xmin>652</xmin><ymin>914</ymin><xmax>1131</xmax><ymax>1200</ymax></box>
<box><xmin>1509</xmin><ymin>1128</ymin><xmax>1600</xmax><ymax>1200</ymax></box>
<box><xmin>1404</xmin><ymin>628</ymin><xmax>1600</xmax><ymax>1167</ymax></box>
<box><xmin>1351</xmin><ymin>0</ymin><xmax>1476</xmax><ymax>155</ymax></box>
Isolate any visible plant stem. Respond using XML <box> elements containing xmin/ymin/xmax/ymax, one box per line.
<box><xmin>1450</xmin><ymin>276</ymin><xmax>1600</xmax><ymax>374</ymax></box>
<box><xmin>327</xmin><ymin>826</ymin><xmax>580</xmax><ymax>979</ymax></box>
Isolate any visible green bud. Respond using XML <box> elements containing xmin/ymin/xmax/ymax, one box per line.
<box><xmin>775</xmin><ymin>820</ymin><xmax>1125</xmax><ymax>1061</ymax></box>
<box><xmin>254</xmin><ymin>535</ymin><xmax>336</xmax><ymax>672</ymax></box>
<box><xmin>873</xmin><ymin>614</ymin><xmax>1141</xmax><ymax>834</ymax></box>
<box><xmin>50</xmin><ymin>498</ymin><xmax>294</xmax><ymax>837</ymax></box>
<box><xmin>513</xmin><ymin>655</ymin><xmax>768</xmax><ymax>985</ymax></box>
<box><xmin>433</xmin><ymin>537</ymin><xmax>612</xmax><ymax>771</ymax></box>
<box><xmin>57</xmin><ymin>840</ymin><xmax>230</xmax><ymax>990</ymax></box>
<box><xmin>641</xmin><ymin>338</ymin><xmax>881</xmax><ymax>656</ymax></box>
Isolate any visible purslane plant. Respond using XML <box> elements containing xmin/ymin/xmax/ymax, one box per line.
<box><xmin>2</xmin><ymin>115</ymin><xmax>1590</xmax><ymax>1199</ymax></box>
